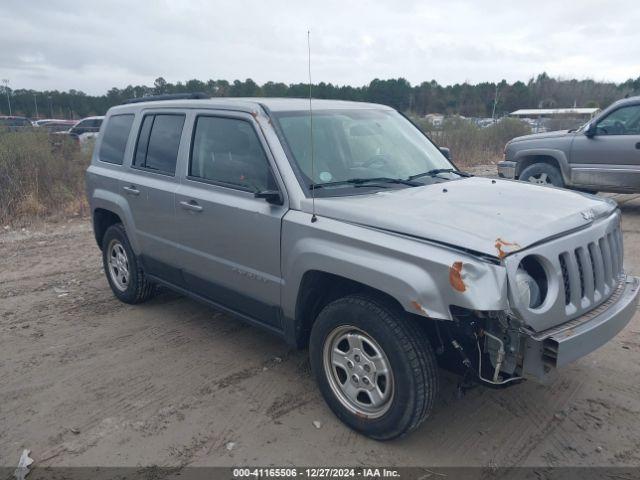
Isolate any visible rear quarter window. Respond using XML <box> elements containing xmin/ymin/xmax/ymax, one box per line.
<box><xmin>98</xmin><ymin>114</ymin><xmax>135</xmax><ymax>165</ymax></box>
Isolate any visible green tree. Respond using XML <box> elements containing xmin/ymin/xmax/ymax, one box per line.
<box><xmin>153</xmin><ymin>77</ymin><xmax>168</xmax><ymax>94</ymax></box>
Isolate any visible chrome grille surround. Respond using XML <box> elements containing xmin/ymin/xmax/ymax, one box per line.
<box><xmin>504</xmin><ymin>210</ymin><xmax>623</xmax><ymax>332</ymax></box>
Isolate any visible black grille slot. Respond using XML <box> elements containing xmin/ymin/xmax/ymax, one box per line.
<box><xmin>559</xmin><ymin>253</ymin><xmax>571</xmax><ymax>305</ymax></box>
<box><xmin>599</xmin><ymin>237</ymin><xmax>613</xmax><ymax>284</ymax></box>
<box><xmin>589</xmin><ymin>241</ymin><xmax>605</xmax><ymax>294</ymax></box>
<box><xmin>588</xmin><ymin>243</ymin><xmax>597</xmax><ymax>288</ymax></box>
<box><xmin>575</xmin><ymin>248</ymin><xmax>585</xmax><ymax>299</ymax></box>
<box><xmin>607</xmin><ymin>232</ymin><xmax>620</xmax><ymax>276</ymax></box>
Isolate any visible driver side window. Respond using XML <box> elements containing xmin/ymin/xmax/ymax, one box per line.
<box><xmin>596</xmin><ymin>104</ymin><xmax>640</xmax><ymax>136</ymax></box>
<box><xmin>189</xmin><ymin>116</ymin><xmax>275</xmax><ymax>192</ymax></box>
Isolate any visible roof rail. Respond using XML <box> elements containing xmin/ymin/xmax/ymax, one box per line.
<box><xmin>123</xmin><ymin>92</ymin><xmax>209</xmax><ymax>104</ymax></box>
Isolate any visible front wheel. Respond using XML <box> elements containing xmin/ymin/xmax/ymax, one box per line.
<box><xmin>519</xmin><ymin>163</ymin><xmax>564</xmax><ymax>188</ymax></box>
<box><xmin>309</xmin><ymin>295</ymin><xmax>438</xmax><ymax>440</ymax></box>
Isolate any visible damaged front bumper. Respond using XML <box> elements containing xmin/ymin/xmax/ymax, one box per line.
<box><xmin>522</xmin><ymin>274</ymin><xmax>639</xmax><ymax>379</ymax></box>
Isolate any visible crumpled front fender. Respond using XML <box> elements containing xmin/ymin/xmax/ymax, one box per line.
<box><xmin>282</xmin><ymin>211</ymin><xmax>509</xmax><ymax>322</ymax></box>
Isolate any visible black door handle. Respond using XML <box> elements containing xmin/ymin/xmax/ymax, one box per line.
<box><xmin>635</xmin><ymin>142</ymin><xmax>640</xmax><ymax>150</ymax></box>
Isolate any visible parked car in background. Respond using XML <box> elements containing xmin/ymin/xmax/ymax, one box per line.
<box><xmin>51</xmin><ymin>116</ymin><xmax>104</xmax><ymax>149</ymax></box>
<box><xmin>0</xmin><ymin>116</ymin><xmax>33</xmax><ymax>131</ymax></box>
<box><xmin>498</xmin><ymin>96</ymin><xmax>640</xmax><ymax>193</ymax></box>
<box><xmin>34</xmin><ymin>118</ymin><xmax>60</xmax><ymax>126</ymax></box>
<box><xmin>87</xmin><ymin>95</ymin><xmax>638</xmax><ymax>440</ymax></box>
<box><xmin>34</xmin><ymin>119</ymin><xmax>77</xmax><ymax>133</ymax></box>
<box><xmin>68</xmin><ymin>116</ymin><xmax>104</xmax><ymax>141</ymax></box>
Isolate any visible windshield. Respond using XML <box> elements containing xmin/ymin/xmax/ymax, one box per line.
<box><xmin>273</xmin><ymin>109</ymin><xmax>454</xmax><ymax>193</ymax></box>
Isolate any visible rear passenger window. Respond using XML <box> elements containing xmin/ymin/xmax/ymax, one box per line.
<box><xmin>98</xmin><ymin>114</ymin><xmax>134</xmax><ymax>165</ymax></box>
<box><xmin>189</xmin><ymin>116</ymin><xmax>273</xmax><ymax>191</ymax></box>
<box><xmin>133</xmin><ymin>114</ymin><xmax>185</xmax><ymax>175</ymax></box>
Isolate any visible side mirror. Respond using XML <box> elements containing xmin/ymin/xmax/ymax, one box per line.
<box><xmin>585</xmin><ymin>122</ymin><xmax>597</xmax><ymax>138</ymax></box>
<box><xmin>254</xmin><ymin>190</ymin><xmax>283</xmax><ymax>205</ymax></box>
<box><xmin>439</xmin><ymin>147</ymin><xmax>451</xmax><ymax>160</ymax></box>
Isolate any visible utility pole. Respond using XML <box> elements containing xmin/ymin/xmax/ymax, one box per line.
<box><xmin>33</xmin><ymin>94</ymin><xmax>39</xmax><ymax>119</ymax></box>
<box><xmin>491</xmin><ymin>83</ymin><xmax>499</xmax><ymax>121</ymax></box>
<box><xmin>1</xmin><ymin>79</ymin><xmax>11</xmax><ymax>116</ymax></box>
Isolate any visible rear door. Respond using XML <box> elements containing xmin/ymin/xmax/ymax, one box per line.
<box><xmin>173</xmin><ymin>111</ymin><xmax>288</xmax><ymax>329</ymax></box>
<box><xmin>120</xmin><ymin>110</ymin><xmax>187</xmax><ymax>282</ymax></box>
<box><xmin>570</xmin><ymin>103</ymin><xmax>640</xmax><ymax>191</ymax></box>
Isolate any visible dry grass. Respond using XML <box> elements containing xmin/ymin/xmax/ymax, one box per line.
<box><xmin>413</xmin><ymin>117</ymin><xmax>531</xmax><ymax>167</ymax></box>
<box><xmin>0</xmin><ymin>129</ymin><xmax>91</xmax><ymax>225</ymax></box>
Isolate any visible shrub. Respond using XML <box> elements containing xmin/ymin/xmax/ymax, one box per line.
<box><xmin>412</xmin><ymin>116</ymin><xmax>531</xmax><ymax>167</ymax></box>
<box><xmin>0</xmin><ymin>129</ymin><xmax>91</xmax><ymax>224</ymax></box>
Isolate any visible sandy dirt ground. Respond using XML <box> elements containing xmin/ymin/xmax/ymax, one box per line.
<box><xmin>1</xmin><ymin>169</ymin><xmax>640</xmax><ymax>470</ymax></box>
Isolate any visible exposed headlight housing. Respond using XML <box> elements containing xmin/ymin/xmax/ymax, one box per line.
<box><xmin>515</xmin><ymin>256</ymin><xmax>548</xmax><ymax>309</ymax></box>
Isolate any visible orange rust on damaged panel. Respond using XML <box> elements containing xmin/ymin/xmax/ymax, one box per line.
<box><xmin>411</xmin><ymin>301</ymin><xmax>428</xmax><ymax>315</ymax></box>
<box><xmin>449</xmin><ymin>261</ymin><xmax>466</xmax><ymax>292</ymax></box>
<box><xmin>495</xmin><ymin>237</ymin><xmax>521</xmax><ymax>259</ymax></box>
<box><xmin>251</xmin><ymin>111</ymin><xmax>258</xmax><ymax>118</ymax></box>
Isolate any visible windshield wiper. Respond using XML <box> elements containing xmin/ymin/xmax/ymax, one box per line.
<box><xmin>310</xmin><ymin>177</ymin><xmax>422</xmax><ymax>190</ymax></box>
<box><xmin>407</xmin><ymin>168</ymin><xmax>472</xmax><ymax>181</ymax></box>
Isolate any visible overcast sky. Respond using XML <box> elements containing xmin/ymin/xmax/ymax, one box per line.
<box><xmin>2</xmin><ymin>0</ymin><xmax>639</xmax><ymax>95</ymax></box>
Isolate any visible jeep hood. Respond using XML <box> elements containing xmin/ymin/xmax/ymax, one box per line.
<box><xmin>301</xmin><ymin>177</ymin><xmax>617</xmax><ymax>259</ymax></box>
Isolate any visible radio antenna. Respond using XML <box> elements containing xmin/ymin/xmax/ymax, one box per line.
<box><xmin>308</xmin><ymin>30</ymin><xmax>317</xmax><ymax>223</ymax></box>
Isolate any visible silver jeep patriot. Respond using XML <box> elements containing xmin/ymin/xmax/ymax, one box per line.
<box><xmin>87</xmin><ymin>95</ymin><xmax>639</xmax><ymax>440</ymax></box>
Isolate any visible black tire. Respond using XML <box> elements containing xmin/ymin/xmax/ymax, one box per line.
<box><xmin>102</xmin><ymin>223</ymin><xmax>155</xmax><ymax>304</ymax></box>
<box><xmin>309</xmin><ymin>294</ymin><xmax>438</xmax><ymax>440</ymax></box>
<box><xmin>519</xmin><ymin>163</ymin><xmax>564</xmax><ymax>188</ymax></box>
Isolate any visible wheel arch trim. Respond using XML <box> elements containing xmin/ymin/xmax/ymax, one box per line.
<box><xmin>91</xmin><ymin>188</ymin><xmax>140</xmax><ymax>254</ymax></box>
<box><xmin>514</xmin><ymin>149</ymin><xmax>571</xmax><ymax>184</ymax></box>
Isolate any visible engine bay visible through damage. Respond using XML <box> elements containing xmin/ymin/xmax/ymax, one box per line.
<box><xmin>426</xmin><ymin>307</ymin><xmax>529</xmax><ymax>396</ymax></box>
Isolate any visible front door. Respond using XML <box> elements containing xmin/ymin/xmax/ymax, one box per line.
<box><xmin>570</xmin><ymin>103</ymin><xmax>640</xmax><ymax>191</ymax></box>
<box><xmin>174</xmin><ymin>112</ymin><xmax>287</xmax><ymax>330</ymax></box>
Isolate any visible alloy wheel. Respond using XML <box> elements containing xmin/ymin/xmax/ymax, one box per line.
<box><xmin>107</xmin><ymin>239</ymin><xmax>130</xmax><ymax>292</ymax></box>
<box><xmin>323</xmin><ymin>325</ymin><xmax>394</xmax><ymax>418</ymax></box>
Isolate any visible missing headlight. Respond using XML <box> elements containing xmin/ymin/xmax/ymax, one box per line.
<box><xmin>515</xmin><ymin>256</ymin><xmax>548</xmax><ymax>309</ymax></box>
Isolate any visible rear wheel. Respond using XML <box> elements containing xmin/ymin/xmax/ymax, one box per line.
<box><xmin>519</xmin><ymin>163</ymin><xmax>564</xmax><ymax>188</ymax></box>
<box><xmin>309</xmin><ymin>294</ymin><xmax>438</xmax><ymax>440</ymax></box>
<box><xmin>102</xmin><ymin>223</ymin><xmax>156</xmax><ymax>304</ymax></box>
